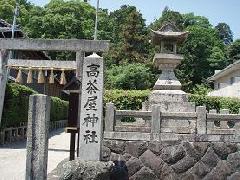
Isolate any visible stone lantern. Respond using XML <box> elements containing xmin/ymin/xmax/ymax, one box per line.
<box><xmin>151</xmin><ymin>23</ymin><xmax>188</xmax><ymax>90</ymax></box>
<box><xmin>145</xmin><ymin>23</ymin><xmax>194</xmax><ymax>112</ymax></box>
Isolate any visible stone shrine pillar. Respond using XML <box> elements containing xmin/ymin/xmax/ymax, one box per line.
<box><xmin>148</xmin><ymin>23</ymin><xmax>194</xmax><ymax>112</ymax></box>
<box><xmin>79</xmin><ymin>53</ymin><xmax>104</xmax><ymax>161</ymax></box>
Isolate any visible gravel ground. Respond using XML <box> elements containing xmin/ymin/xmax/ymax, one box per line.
<box><xmin>0</xmin><ymin>129</ymin><xmax>71</xmax><ymax>180</ymax></box>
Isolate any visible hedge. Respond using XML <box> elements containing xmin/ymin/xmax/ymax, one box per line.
<box><xmin>104</xmin><ymin>90</ymin><xmax>150</xmax><ymax>110</ymax></box>
<box><xmin>189</xmin><ymin>94</ymin><xmax>240</xmax><ymax>114</ymax></box>
<box><xmin>104</xmin><ymin>90</ymin><xmax>240</xmax><ymax>114</ymax></box>
<box><xmin>50</xmin><ymin>96</ymin><xmax>69</xmax><ymax>122</ymax></box>
<box><xmin>1</xmin><ymin>83</ymin><xmax>68</xmax><ymax>129</ymax></box>
<box><xmin>4</xmin><ymin>86</ymin><xmax>240</xmax><ymax>128</ymax></box>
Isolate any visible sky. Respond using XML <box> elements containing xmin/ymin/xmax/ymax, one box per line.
<box><xmin>29</xmin><ymin>0</ymin><xmax>240</xmax><ymax>40</ymax></box>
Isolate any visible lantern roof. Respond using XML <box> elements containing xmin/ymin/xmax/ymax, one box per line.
<box><xmin>151</xmin><ymin>23</ymin><xmax>188</xmax><ymax>45</ymax></box>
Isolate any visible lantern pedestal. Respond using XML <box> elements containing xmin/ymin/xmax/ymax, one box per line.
<box><xmin>149</xmin><ymin>53</ymin><xmax>190</xmax><ymax>112</ymax></box>
<box><xmin>153</xmin><ymin>53</ymin><xmax>183</xmax><ymax>90</ymax></box>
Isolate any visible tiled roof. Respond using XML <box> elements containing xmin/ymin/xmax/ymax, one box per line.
<box><xmin>0</xmin><ymin>18</ymin><xmax>22</xmax><ymax>36</ymax></box>
<box><xmin>209</xmin><ymin>59</ymin><xmax>240</xmax><ymax>81</ymax></box>
<box><xmin>0</xmin><ymin>18</ymin><xmax>12</xmax><ymax>28</ymax></box>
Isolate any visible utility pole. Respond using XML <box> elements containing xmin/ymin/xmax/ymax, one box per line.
<box><xmin>10</xmin><ymin>0</ymin><xmax>19</xmax><ymax>59</ymax></box>
<box><xmin>12</xmin><ymin>1</ymin><xmax>19</xmax><ymax>39</ymax></box>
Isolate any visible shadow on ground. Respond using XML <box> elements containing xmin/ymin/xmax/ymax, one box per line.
<box><xmin>0</xmin><ymin>128</ymin><xmax>66</xmax><ymax>149</ymax></box>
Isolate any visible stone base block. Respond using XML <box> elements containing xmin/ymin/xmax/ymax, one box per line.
<box><xmin>145</xmin><ymin>101</ymin><xmax>195</xmax><ymax>112</ymax></box>
<box><xmin>149</xmin><ymin>90</ymin><xmax>188</xmax><ymax>103</ymax></box>
<box><xmin>147</xmin><ymin>90</ymin><xmax>196</xmax><ymax>112</ymax></box>
<box><xmin>153</xmin><ymin>79</ymin><xmax>182</xmax><ymax>90</ymax></box>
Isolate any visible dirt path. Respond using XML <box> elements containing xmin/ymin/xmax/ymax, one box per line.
<box><xmin>0</xmin><ymin>129</ymin><xmax>70</xmax><ymax>180</ymax></box>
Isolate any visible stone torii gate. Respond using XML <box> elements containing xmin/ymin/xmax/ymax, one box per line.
<box><xmin>0</xmin><ymin>38</ymin><xmax>109</xmax><ymax>162</ymax></box>
<box><xmin>0</xmin><ymin>38</ymin><xmax>108</xmax><ymax>122</ymax></box>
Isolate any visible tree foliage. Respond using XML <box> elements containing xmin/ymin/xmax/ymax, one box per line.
<box><xmin>176</xmin><ymin>25</ymin><xmax>226</xmax><ymax>91</ymax></box>
<box><xmin>105</xmin><ymin>63</ymin><xmax>156</xmax><ymax>90</ymax></box>
<box><xmin>104</xmin><ymin>5</ymin><xmax>150</xmax><ymax>66</ymax></box>
<box><xmin>150</xmin><ymin>7</ymin><xmax>184</xmax><ymax>30</ymax></box>
<box><xmin>24</xmin><ymin>0</ymin><xmax>96</xmax><ymax>39</ymax></box>
<box><xmin>182</xmin><ymin>13</ymin><xmax>212</xmax><ymax>29</ymax></box>
<box><xmin>0</xmin><ymin>1</ymin><xmax>236</xmax><ymax>92</ymax></box>
<box><xmin>228</xmin><ymin>39</ymin><xmax>240</xmax><ymax>62</ymax></box>
<box><xmin>215</xmin><ymin>23</ymin><xmax>233</xmax><ymax>45</ymax></box>
<box><xmin>0</xmin><ymin>0</ymin><xmax>33</xmax><ymax>28</ymax></box>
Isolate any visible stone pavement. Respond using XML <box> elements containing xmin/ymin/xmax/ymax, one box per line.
<box><xmin>0</xmin><ymin>128</ymin><xmax>70</xmax><ymax>180</ymax></box>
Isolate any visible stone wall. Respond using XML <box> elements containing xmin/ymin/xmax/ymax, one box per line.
<box><xmin>101</xmin><ymin>102</ymin><xmax>240</xmax><ymax>179</ymax></box>
<box><xmin>103</xmin><ymin>140</ymin><xmax>240</xmax><ymax>180</ymax></box>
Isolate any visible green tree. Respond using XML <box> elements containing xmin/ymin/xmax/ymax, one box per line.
<box><xmin>0</xmin><ymin>0</ymin><xmax>33</xmax><ymax>28</ymax></box>
<box><xmin>176</xmin><ymin>25</ymin><xmax>225</xmax><ymax>91</ymax></box>
<box><xmin>22</xmin><ymin>0</ymin><xmax>112</xmax><ymax>60</ymax></box>
<box><xmin>191</xmin><ymin>84</ymin><xmax>212</xmax><ymax>95</ymax></box>
<box><xmin>104</xmin><ymin>5</ymin><xmax>150</xmax><ymax>66</ymax></box>
<box><xmin>0</xmin><ymin>0</ymin><xmax>16</xmax><ymax>24</ymax></box>
<box><xmin>1</xmin><ymin>1</ymin><xmax>233</xmax><ymax>93</ymax></box>
<box><xmin>105</xmin><ymin>63</ymin><xmax>156</xmax><ymax>90</ymax></box>
<box><xmin>182</xmin><ymin>13</ymin><xmax>212</xmax><ymax>29</ymax></box>
<box><xmin>97</xmin><ymin>9</ymin><xmax>115</xmax><ymax>41</ymax></box>
<box><xmin>208</xmin><ymin>46</ymin><xmax>228</xmax><ymax>70</ymax></box>
<box><xmin>150</xmin><ymin>7</ymin><xmax>184</xmax><ymax>30</ymax></box>
<box><xmin>215</xmin><ymin>23</ymin><xmax>233</xmax><ymax>45</ymax></box>
<box><xmin>24</xmin><ymin>0</ymin><xmax>95</xmax><ymax>39</ymax></box>
<box><xmin>120</xmin><ymin>7</ymin><xmax>149</xmax><ymax>63</ymax></box>
<box><xmin>228</xmin><ymin>39</ymin><xmax>240</xmax><ymax>62</ymax></box>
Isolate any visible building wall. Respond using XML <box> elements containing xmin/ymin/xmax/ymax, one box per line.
<box><xmin>208</xmin><ymin>70</ymin><xmax>240</xmax><ymax>98</ymax></box>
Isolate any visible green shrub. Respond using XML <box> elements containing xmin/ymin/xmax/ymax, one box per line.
<box><xmin>1</xmin><ymin>83</ymin><xmax>36</xmax><ymax>128</ymax></box>
<box><xmin>104</xmin><ymin>90</ymin><xmax>150</xmax><ymax>110</ymax></box>
<box><xmin>189</xmin><ymin>94</ymin><xmax>240</xmax><ymax>114</ymax></box>
<box><xmin>191</xmin><ymin>84</ymin><xmax>212</xmax><ymax>96</ymax></box>
<box><xmin>104</xmin><ymin>90</ymin><xmax>240</xmax><ymax>114</ymax></box>
<box><xmin>1</xmin><ymin>83</ymin><xmax>68</xmax><ymax>129</ymax></box>
<box><xmin>51</xmin><ymin>96</ymin><xmax>68</xmax><ymax>122</ymax></box>
<box><xmin>4</xmin><ymin>84</ymin><xmax>240</xmax><ymax>129</ymax></box>
<box><xmin>105</xmin><ymin>64</ymin><xmax>156</xmax><ymax>90</ymax></box>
